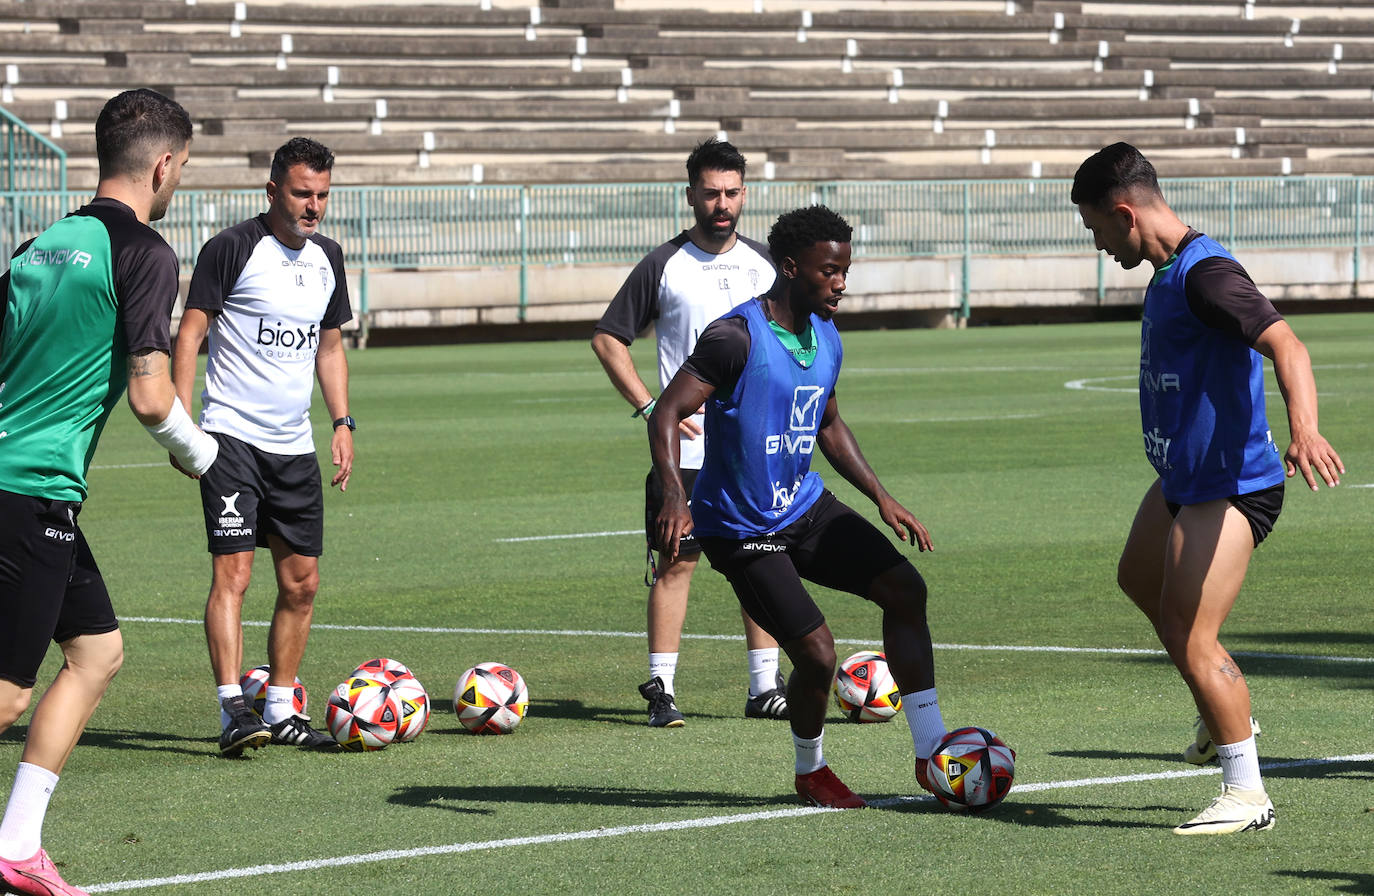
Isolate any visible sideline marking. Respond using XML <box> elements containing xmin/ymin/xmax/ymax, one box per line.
<box><xmin>89</xmin><ymin>462</ymin><xmax>164</xmax><ymax>470</ymax></box>
<box><xmin>495</xmin><ymin>529</ymin><xmax>639</xmax><ymax>543</ymax></box>
<box><xmin>119</xmin><ymin>617</ymin><xmax>1374</xmax><ymax>665</ymax></box>
<box><xmin>83</xmin><ymin>752</ymin><xmax>1374</xmax><ymax>893</ymax></box>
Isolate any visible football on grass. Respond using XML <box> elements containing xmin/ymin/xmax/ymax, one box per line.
<box><xmin>352</xmin><ymin>657</ymin><xmax>414</xmax><ymax>685</ymax></box>
<box><xmin>454</xmin><ymin>662</ymin><xmax>528</xmax><ymax>734</ymax></box>
<box><xmin>390</xmin><ymin>674</ymin><xmax>431</xmax><ymax>742</ymax></box>
<box><xmin>833</xmin><ymin>651</ymin><xmax>902</xmax><ymax>722</ymax></box>
<box><xmin>926</xmin><ymin>726</ymin><xmax>1016</xmax><ymax>812</ymax></box>
<box><xmin>239</xmin><ymin>665</ymin><xmax>306</xmax><ymax>717</ymax></box>
<box><xmin>325</xmin><ymin>676</ymin><xmax>403</xmax><ymax>752</ymax></box>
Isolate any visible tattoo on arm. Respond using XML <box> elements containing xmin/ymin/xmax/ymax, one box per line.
<box><xmin>128</xmin><ymin>351</ymin><xmax>157</xmax><ymax>377</ymax></box>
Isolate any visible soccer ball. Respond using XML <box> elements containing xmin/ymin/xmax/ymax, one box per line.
<box><xmin>454</xmin><ymin>662</ymin><xmax>528</xmax><ymax>735</ymax></box>
<box><xmin>352</xmin><ymin>657</ymin><xmax>414</xmax><ymax>685</ymax></box>
<box><xmin>926</xmin><ymin>726</ymin><xmax>1016</xmax><ymax>812</ymax></box>
<box><xmin>833</xmin><ymin>651</ymin><xmax>902</xmax><ymax>722</ymax></box>
<box><xmin>390</xmin><ymin>674</ymin><xmax>431</xmax><ymax>742</ymax></box>
<box><xmin>239</xmin><ymin>665</ymin><xmax>306</xmax><ymax>718</ymax></box>
<box><xmin>325</xmin><ymin>676</ymin><xmax>403</xmax><ymax>752</ymax></box>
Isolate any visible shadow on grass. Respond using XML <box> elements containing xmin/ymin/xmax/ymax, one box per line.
<box><xmin>54</xmin><ymin>726</ymin><xmax>209</xmax><ymax>757</ymax></box>
<box><xmin>433</xmin><ymin>698</ymin><xmax>733</xmax><ymax>727</ymax></box>
<box><xmin>389</xmin><ymin>783</ymin><xmax>796</xmax><ymax>815</ymax></box>
<box><xmin>1121</xmin><ymin>643</ymin><xmax>1374</xmax><ymax>689</ymax></box>
<box><xmin>1272</xmin><ymin>870</ymin><xmax>1374</xmax><ymax>894</ymax></box>
<box><xmin>875</xmin><ymin>795</ymin><xmax>1175</xmax><ymax>828</ymax></box>
<box><xmin>1046</xmin><ymin>752</ymin><xmax>1373</xmax><ymax>783</ymax></box>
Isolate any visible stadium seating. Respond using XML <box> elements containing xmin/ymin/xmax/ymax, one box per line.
<box><xmin>5</xmin><ymin>0</ymin><xmax>1374</xmax><ymax>187</ymax></box>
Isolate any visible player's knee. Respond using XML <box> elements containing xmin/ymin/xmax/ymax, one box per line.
<box><xmin>280</xmin><ymin>574</ymin><xmax>319</xmax><ymax>608</ymax></box>
<box><xmin>868</xmin><ymin>563</ymin><xmax>927</xmax><ymax>616</ymax></box>
<box><xmin>71</xmin><ymin>632</ymin><xmax>124</xmax><ymax>687</ymax></box>
<box><xmin>790</xmin><ymin>629</ymin><xmax>836</xmax><ymax>680</ymax></box>
<box><xmin>0</xmin><ymin>685</ymin><xmax>33</xmax><ymax>730</ymax></box>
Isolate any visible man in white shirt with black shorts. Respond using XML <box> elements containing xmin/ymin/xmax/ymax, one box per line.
<box><xmin>173</xmin><ymin>137</ymin><xmax>355</xmax><ymax>756</ymax></box>
<box><xmin>593</xmin><ymin>138</ymin><xmax>787</xmax><ymax>727</ymax></box>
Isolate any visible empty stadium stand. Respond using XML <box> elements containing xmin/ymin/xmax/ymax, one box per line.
<box><xmin>4</xmin><ymin>0</ymin><xmax>1374</xmax><ymax>187</ymax></box>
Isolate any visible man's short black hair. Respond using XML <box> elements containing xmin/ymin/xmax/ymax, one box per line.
<box><xmin>270</xmin><ymin>137</ymin><xmax>335</xmax><ymax>184</ymax></box>
<box><xmin>686</xmin><ymin>137</ymin><xmax>746</xmax><ymax>187</ymax></box>
<box><xmin>767</xmin><ymin>205</ymin><xmax>852</xmax><ymax>267</ymax></box>
<box><xmin>95</xmin><ymin>88</ymin><xmax>192</xmax><ymax>180</ymax></box>
<box><xmin>1071</xmin><ymin>141</ymin><xmax>1162</xmax><ymax>208</ymax></box>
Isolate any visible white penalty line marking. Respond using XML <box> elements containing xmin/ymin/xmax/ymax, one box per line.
<box><xmin>83</xmin><ymin>751</ymin><xmax>1374</xmax><ymax>893</ymax></box>
<box><xmin>118</xmin><ymin>617</ymin><xmax>1374</xmax><ymax>666</ymax></box>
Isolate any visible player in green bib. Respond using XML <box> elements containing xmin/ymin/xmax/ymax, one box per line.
<box><xmin>0</xmin><ymin>89</ymin><xmax>216</xmax><ymax>896</ymax></box>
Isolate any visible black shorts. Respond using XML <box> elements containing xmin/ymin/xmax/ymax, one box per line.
<box><xmin>199</xmin><ymin>433</ymin><xmax>324</xmax><ymax>556</ymax></box>
<box><xmin>698</xmin><ymin>491</ymin><xmax>911</xmax><ymax>644</ymax></box>
<box><xmin>646</xmin><ymin>467</ymin><xmax>701</xmax><ymax>557</ymax></box>
<box><xmin>0</xmin><ymin>489</ymin><xmax>117</xmax><ymax>689</ymax></box>
<box><xmin>1166</xmin><ymin>483</ymin><xmax>1284</xmax><ymax>547</ymax></box>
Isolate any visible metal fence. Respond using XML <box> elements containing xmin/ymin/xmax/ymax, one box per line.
<box><xmin>2</xmin><ymin>176</ymin><xmax>1371</xmax><ymax>317</ymax></box>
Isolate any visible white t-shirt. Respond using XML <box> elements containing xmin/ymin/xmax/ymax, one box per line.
<box><xmin>595</xmin><ymin>231</ymin><xmax>776</xmax><ymax>469</ymax></box>
<box><xmin>186</xmin><ymin>214</ymin><xmax>352</xmax><ymax>455</ymax></box>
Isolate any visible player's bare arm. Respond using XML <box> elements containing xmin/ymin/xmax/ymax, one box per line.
<box><xmin>592</xmin><ymin>330</ymin><xmax>703</xmax><ymax>438</ymax></box>
<box><xmin>649</xmin><ymin>371</ymin><xmax>715</xmax><ymax>561</ymax></box>
<box><xmin>171</xmin><ymin>307</ymin><xmax>213</xmax><ymax>413</ymax></box>
<box><xmin>1252</xmin><ymin>319</ymin><xmax>1343</xmax><ymax>490</ymax></box>
<box><xmin>816</xmin><ymin>392</ymin><xmax>933</xmax><ymax>551</ymax></box>
<box><xmin>316</xmin><ymin>327</ymin><xmax>353</xmax><ymax>492</ymax></box>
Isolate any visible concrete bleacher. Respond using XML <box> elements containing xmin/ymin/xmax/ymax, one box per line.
<box><xmin>3</xmin><ymin>0</ymin><xmax>1374</xmax><ymax>187</ymax></box>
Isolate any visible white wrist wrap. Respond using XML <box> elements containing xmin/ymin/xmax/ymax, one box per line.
<box><xmin>144</xmin><ymin>401</ymin><xmax>219</xmax><ymax>475</ymax></box>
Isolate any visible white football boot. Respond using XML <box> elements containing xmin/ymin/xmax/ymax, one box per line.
<box><xmin>1173</xmin><ymin>783</ymin><xmax>1275</xmax><ymax>835</ymax></box>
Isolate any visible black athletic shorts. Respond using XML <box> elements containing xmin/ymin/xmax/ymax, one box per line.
<box><xmin>0</xmin><ymin>489</ymin><xmax>118</xmax><ymax>689</ymax></box>
<box><xmin>199</xmin><ymin>433</ymin><xmax>324</xmax><ymax>556</ymax></box>
<box><xmin>698</xmin><ymin>490</ymin><xmax>911</xmax><ymax>644</ymax></box>
<box><xmin>1166</xmin><ymin>482</ymin><xmax>1284</xmax><ymax>547</ymax></box>
<box><xmin>645</xmin><ymin>466</ymin><xmax>701</xmax><ymax>557</ymax></box>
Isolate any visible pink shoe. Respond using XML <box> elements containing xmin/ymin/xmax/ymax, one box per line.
<box><xmin>0</xmin><ymin>848</ymin><xmax>90</xmax><ymax>896</ymax></box>
<box><xmin>795</xmin><ymin>765</ymin><xmax>867</xmax><ymax>809</ymax></box>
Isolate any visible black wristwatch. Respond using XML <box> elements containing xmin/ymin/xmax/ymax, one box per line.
<box><xmin>333</xmin><ymin>416</ymin><xmax>357</xmax><ymax>431</ymax></box>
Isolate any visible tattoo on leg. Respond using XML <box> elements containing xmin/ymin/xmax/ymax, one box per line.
<box><xmin>1219</xmin><ymin>659</ymin><xmax>1244</xmax><ymax>682</ymax></box>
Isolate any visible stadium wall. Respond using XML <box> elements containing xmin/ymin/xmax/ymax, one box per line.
<box><xmin>355</xmin><ymin>244</ymin><xmax>1373</xmax><ymax>340</ymax></box>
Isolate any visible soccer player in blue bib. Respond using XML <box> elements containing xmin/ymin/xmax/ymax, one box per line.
<box><xmin>1073</xmin><ymin>143</ymin><xmax>1343</xmax><ymax>835</ymax></box>
<box><xmin>649</xmin><ymin>205</ymin><xmax>949</xmax><ymax>809</ymax></box>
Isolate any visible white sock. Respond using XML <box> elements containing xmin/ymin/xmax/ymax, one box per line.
<box><xmin>217</xmin><ymin>683</ymin><xmax>243</xmax><ymax>728</ymax></box>
<box><xmin>0</xmin><ymin>762</ymin><xmax>59</xmax><ymax>862</ymax></box>
<box><xmin>649</xmin><ymin>652</ymin><xmax>678</xmax><ymax>697</ymax></box>
<box><xmin>903</xmin><ymin>687</ymin><xmax>946</xmax><ymax>759</ymax></box>
<box><xmin>263</xmin><ymin>685</ymin><xmax>297</xmax><ymax>725</ymax></box>
<box><xmin>1217</xmin><ymin>736</ymin><xmax>1264</xmax><ymax>792</ymax></box>
<box><xmin>793</xmin><ymin>731</ymin><xmax>825</xmax><ymax>775</ymax></box>
<box><xmin>747</xmin><ymin>648</ymin><xmax>780</xmax><ymax>696</ymax></box>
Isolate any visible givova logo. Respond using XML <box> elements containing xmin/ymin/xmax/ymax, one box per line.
<box><xmin>765</xmin><ymin>385</ymin><xmax>825</xmax><ymax>456</ymax></box>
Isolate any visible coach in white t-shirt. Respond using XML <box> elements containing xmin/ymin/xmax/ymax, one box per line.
<box><xmin>173</xmin><ymin>137</ymin><xmax>354</xmax><ymax>756</ymax></box>
<box><xmin>592</xmin><ymin>138</ymin><xmax>787</xmax><ymax>728</ymax></box>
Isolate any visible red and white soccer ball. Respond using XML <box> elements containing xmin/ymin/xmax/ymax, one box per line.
<box><xmin>833</xmin><ymin>651</ymin><xmax>902</xmax><ymax>722</ymax></box>
<box><xmin>926</xmin><ymin>726</ymin><xmax>1016</xmax><ymax>812</ymax></box>
<box><xmin>325</xmin><ymin>676</ymin><xmax>403</xmax><ymax>752</ymax></box>
<box><xmin>454</xmin><ymin>662</ymin><xmax>529</xmax><ymax>735</ymax></box>
<box><xmin>389</xmin><ymin>674</ymin><xmax>431</xmax><ymax>742</ymax></box>
<box><xmin>352</xmin><ymin>657</ymin><xmax>414</xmax><ymax>685</ymax></box>
<box><xmin>239</xmin><ymin>665</ymin><xmax>307</xmax><ymax>718</ymax></box>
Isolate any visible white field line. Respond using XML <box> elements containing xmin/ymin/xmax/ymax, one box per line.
<box><xmin>495</xmin><ymin>529</ymin><xmax>640</xmax><ymax>543</ymax></box>
<box><xmin>82</xmin><ymin>751</ymin><xmax>1374</xmax><ymax>894</ymax></box>
<box><xmin>118</xmin><ymin>617</ymin><xmax>1374</xmax><ymax>666</ymax></box>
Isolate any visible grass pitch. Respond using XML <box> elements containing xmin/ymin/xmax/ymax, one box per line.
<box><xmin>4</xmin><ymin>313</ymin><xmax>1371</xmax><ymax>895</ymax></box>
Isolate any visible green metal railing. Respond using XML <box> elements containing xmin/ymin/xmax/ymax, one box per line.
<box><xmin>2</xmin><ymin>176</ymin><xmax>1370</xmax><ymax>321</ymax></box>
<box><xmin>0</xmin><ymin>106</ymin><xmax>66</xmax><ymax>255</ymax></box>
